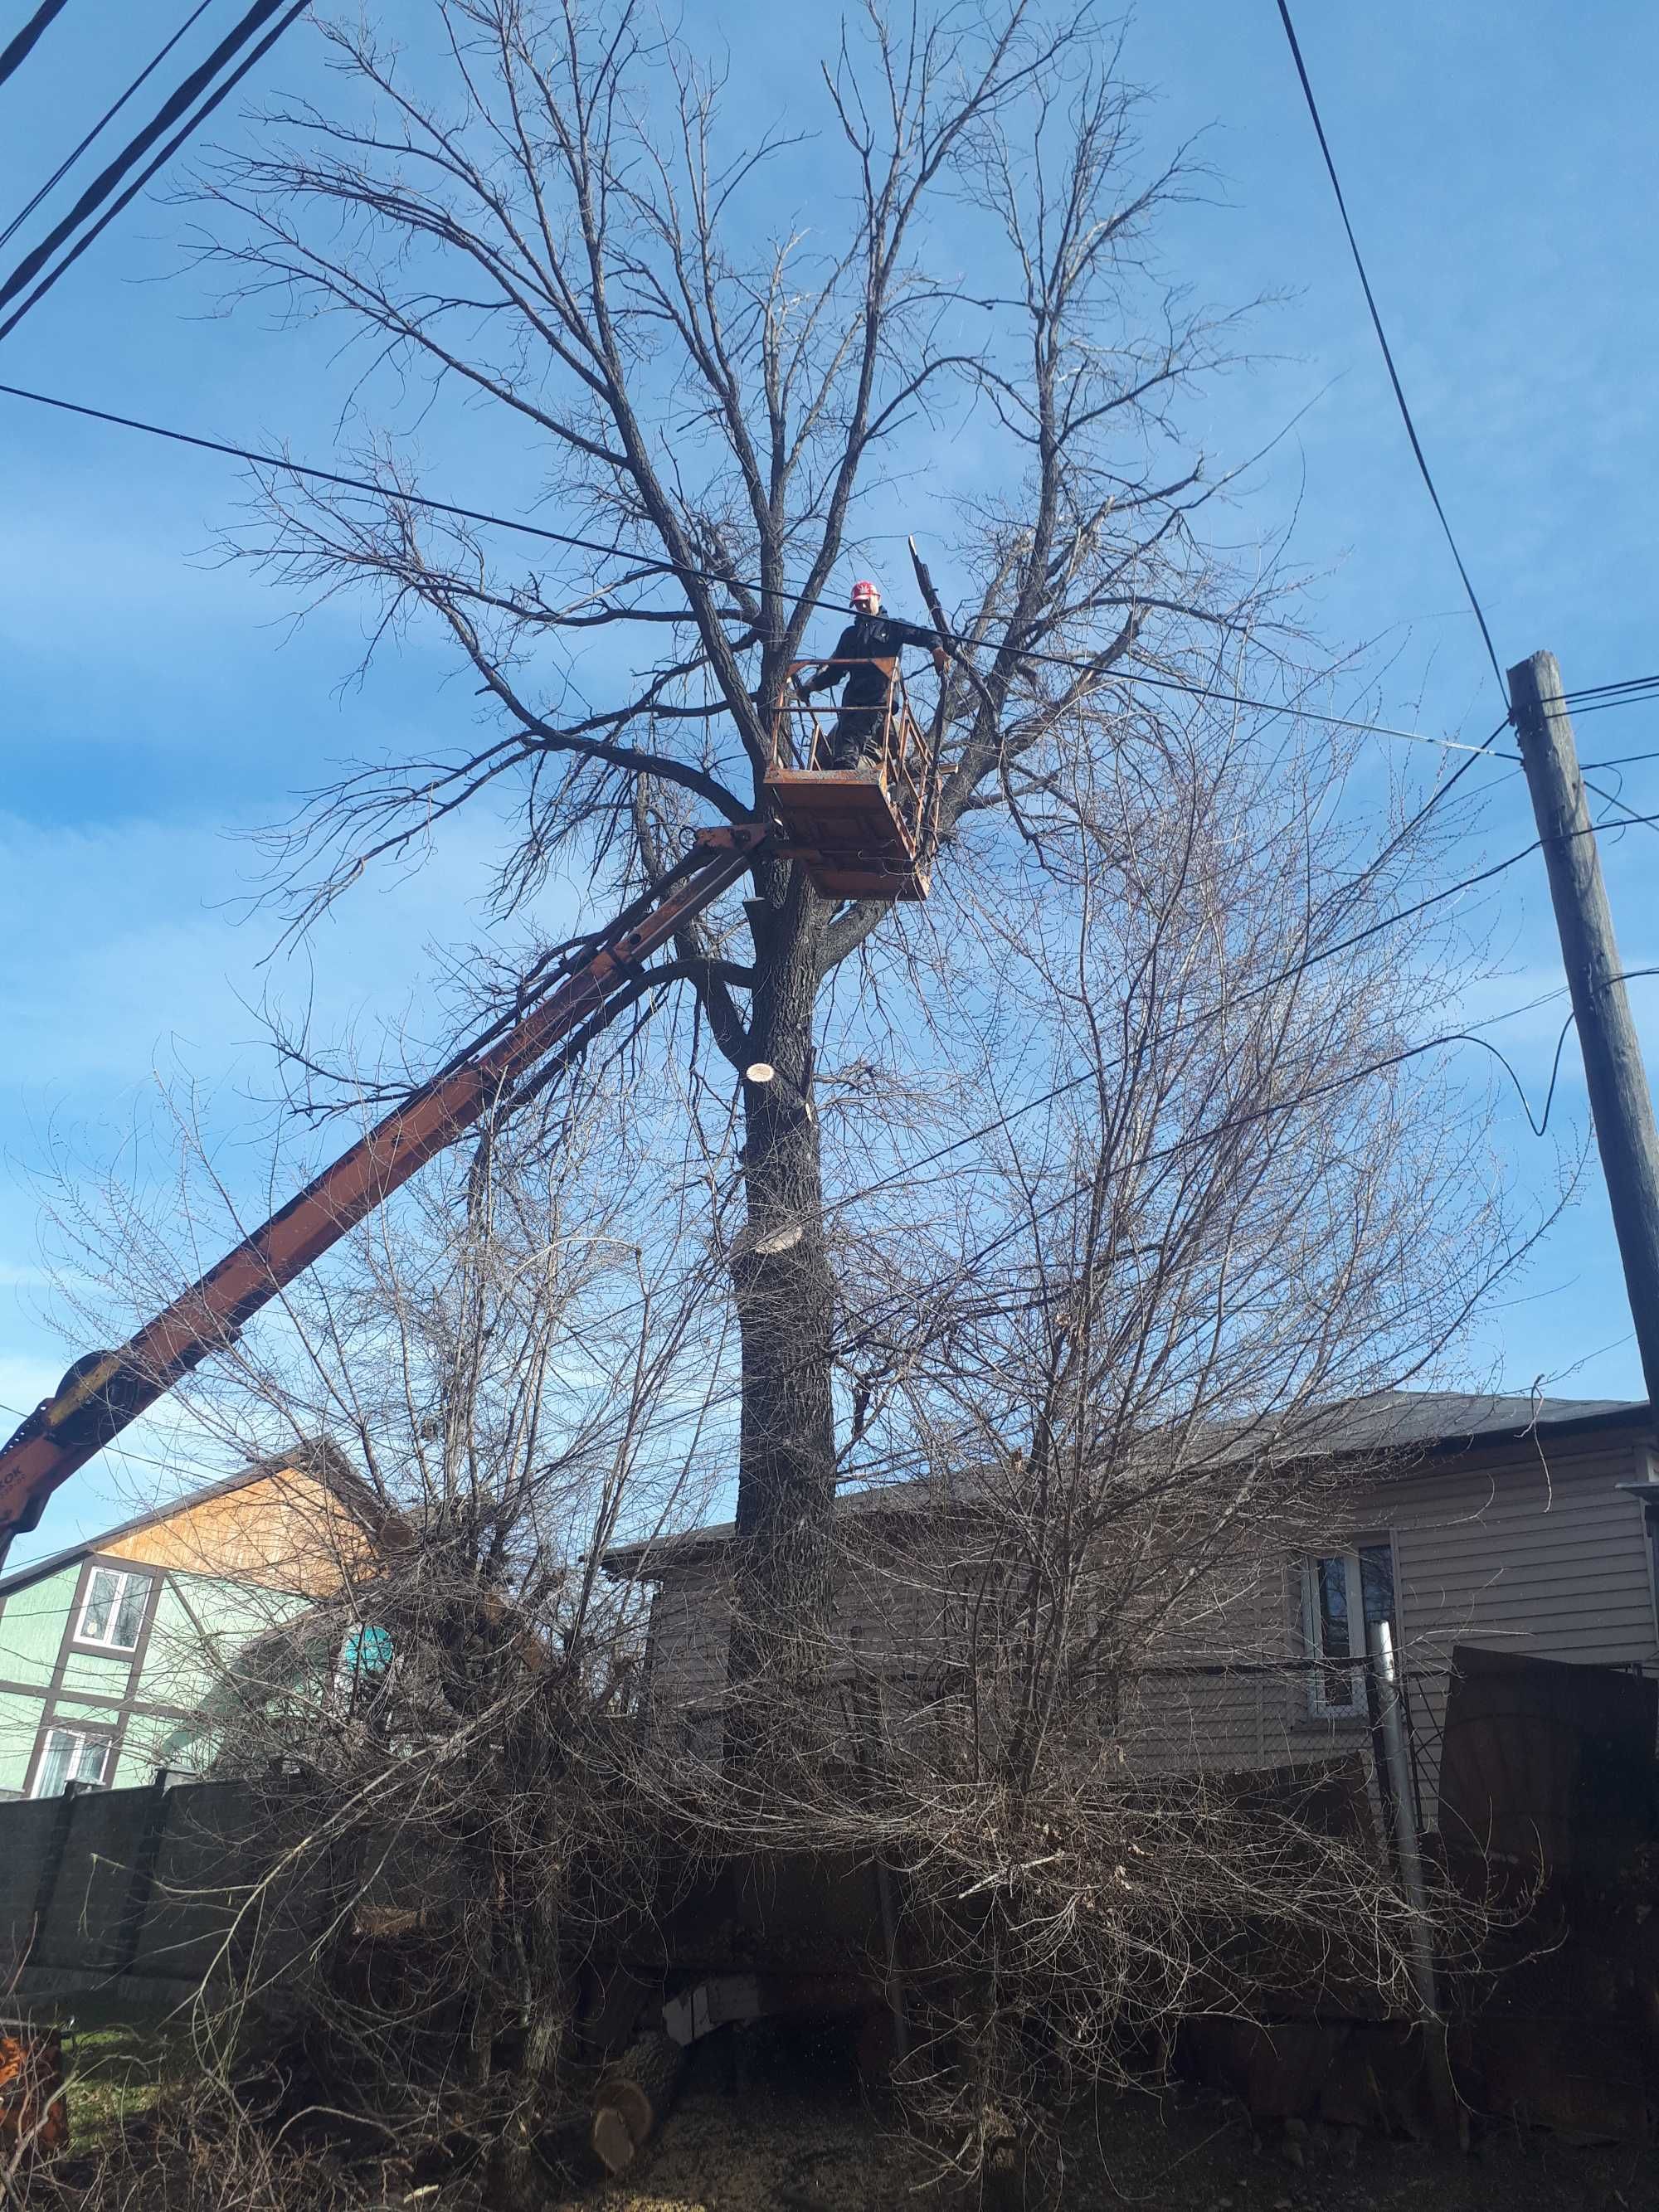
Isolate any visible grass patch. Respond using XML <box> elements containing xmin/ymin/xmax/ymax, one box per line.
<box><xmin>60</xmin><ymin>2017</ymin><xmax>190</xmax><ymax>2156</ymax></box>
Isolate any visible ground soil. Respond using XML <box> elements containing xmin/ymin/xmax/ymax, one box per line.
<box><xmin>557</xmin><ymin>2033</ymin><xmax>1658</xmax><ymax>2212</ymax></box>
<box><xmin>41</xmin><ymin>2013</ymin><xmax>1659</xmax><ymax>2211</ymax></box>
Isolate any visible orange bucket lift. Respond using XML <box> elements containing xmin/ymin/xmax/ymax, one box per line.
<box><xmin>765</xmin><ymin>663</ymin><xmax>939</xmax><ymax>902</ymax></box>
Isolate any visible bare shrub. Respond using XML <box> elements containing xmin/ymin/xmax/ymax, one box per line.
<box><xmin>32</xmin><ymin>1071</ymin><xmax>734</xmax><ymax>2210</ymax></box>
<box><xmin>621</xmin><ymin>717</ymin><xmax>1542</xmax><ymax>2190</ymax></box>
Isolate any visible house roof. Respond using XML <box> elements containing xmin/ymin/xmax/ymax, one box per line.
<box><xmin>1258</xmin><ymin>1389</ymin><xmax>1648</xmax><ymax>1457</ymax></box>
<box><xmin>603</xmin><ymin>1389</ymin><xmax>1652</xmax><ymax>1582</ymax></box>
<box><xmin>0</xmin><ymin>1437</ymin><xmax>378</xmax><ymax>1599</ymax></box>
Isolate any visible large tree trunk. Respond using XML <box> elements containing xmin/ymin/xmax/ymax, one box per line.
<box><xmin>725</xmin><ymin>902</ymin><xmax>839</xmax><ymax>1733</ymax></box>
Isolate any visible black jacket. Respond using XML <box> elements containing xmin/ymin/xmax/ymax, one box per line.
<box><xmin>803</xmin><ymin>610</ymin><xmax>940</xmax><ymax>711</ymax></box>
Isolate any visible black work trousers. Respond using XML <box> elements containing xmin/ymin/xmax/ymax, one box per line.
<box><xmin>827</xmin><ymin>703</ymin><xmax>883</xmax><ymax>770</ymax></box>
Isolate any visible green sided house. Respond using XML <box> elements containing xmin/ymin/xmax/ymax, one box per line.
<box><xmin>0</xmin><ymin>1443</ymin><xmax>377</xmax><ymax>1799</ymax></box>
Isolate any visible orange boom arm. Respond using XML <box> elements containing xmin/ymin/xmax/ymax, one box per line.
<box><xmin>0</xmin><ymin>824</ymin><xmax>770</xmax><ymax>1568</ymax></box>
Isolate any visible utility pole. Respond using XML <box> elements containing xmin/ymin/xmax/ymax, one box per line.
<box><xmin>1510</xmin><ymin>650</ymin><xmax>1659</xmax><ymax>1412</ymax></box>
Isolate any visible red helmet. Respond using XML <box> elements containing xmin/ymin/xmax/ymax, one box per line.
<box><xmin>850</xmin><ymin>578</ymin><xmax>881</xmax><ymax>610</ymax></box>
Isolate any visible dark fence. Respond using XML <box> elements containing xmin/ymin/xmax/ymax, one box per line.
<box><xmin>0</xmin><ymin>1777</ymin><xmax>319</xmax><ymax>2015</ymax></box>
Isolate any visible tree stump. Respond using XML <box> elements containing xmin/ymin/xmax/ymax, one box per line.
<box><xmin>589</xmin><ymin>2029</ymin><xmax>684</xmax><ymax>2176</ymax></box>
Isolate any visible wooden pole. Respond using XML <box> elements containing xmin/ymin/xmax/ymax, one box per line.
<box><xmin>1510</xmin><ymin>651</ymin><xmax>1659</xmax><ymax>1412</ymax></box>
<box><xmin>1371</xmin><ymin>1621</ymin><xmax>1459</xmax><ymax>2141</ymax></box>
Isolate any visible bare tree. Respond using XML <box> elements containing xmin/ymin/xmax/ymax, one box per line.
<box><xmin>191</xmin><ymin>0</ymin><xmax>1303</xmax><ymax>1707</ymax></box>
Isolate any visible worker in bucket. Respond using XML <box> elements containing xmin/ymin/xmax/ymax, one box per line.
<box><xmin>797</xmin><ymin>578</ymin><xmax>947</xmax><ymax>770</ymax></box>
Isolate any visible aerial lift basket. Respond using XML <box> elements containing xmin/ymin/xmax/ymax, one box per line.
<box><xmin>766</xmin><ymin>663</ymin><xmax>938</xmax><ymax>901</ymax></box>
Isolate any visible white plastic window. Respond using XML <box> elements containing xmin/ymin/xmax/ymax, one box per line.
<box><xmin>1301</xmin><ymin>1543</ymin><xmax>1397</xmax><ymax>1718</ymax></box>
<box><xmin>75</xmin><ymin>1567</ymin><xmax>151</xmax><ymax>1651</ymax></box>
<box><xmin>30</xmin><ymin>1727</ymin><xmax>111</xmax><ymax>1797</ymax></box>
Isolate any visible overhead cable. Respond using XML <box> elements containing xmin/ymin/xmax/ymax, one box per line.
<box><xmin>0</xmin><ymin>0</ymin><xmax>307</xmax><ymax>336</ymax></box>
<box><xmin>810</xmin><ymin>807</ymin><xmax>1650</xmax><ymax>1224</ymax></box>
<box><xmin>0</xmin><ymin>0</ymin><xmax>220</xmax><ymax>251</ymax></box>
<box><xmin>1563</xmin><ymin>673</ymin><xmax>1659</xmax><ymax>702</ymax></box>
<box><xmin>1581</xmin><ymin>749</ymin><xmax>1659</xmax><ymax>773</ymax></box>
<box><xmin>16</xmin><ymin>951</ymin><xmax>1650</xmax><ymax>1461</ymax></box>
<box><xmin>17</xmin><ymin>960</ymin><xmax>1648</xmax><ymax>1472</ymax></box>
<box><xmin>1272</xmin><ymin>0</ymin><xmax>1506</xmax><ymax>701</ymax></box>
<box><xmin>0</xmin><ymin>375</ymin><xmax>1500</xmax><ymax>761</ymax></box>
<box><xmin>828</xmin><ymin>961</ymin><xmax>1659</xmax><ymax>1367</ymax></box>
<box><xmin>0</xmin><ymin>0</ymin><xmax>69</xmax><ymax>94</ymax></box>
<box><xmin>1556</xmin><ymin>676</ymin><xmax>1659</xmax><ymax>723</ymax></box>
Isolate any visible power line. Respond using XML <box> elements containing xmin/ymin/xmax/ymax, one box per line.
<box><xmin>0</xmin><ymin>0</ymin><xmax>220</xmax><ymax>251</ymax></box>
<box><xmin>1554</xmin><ymin>676</ymin><xmax>1659</xmax><ymax>727</ymax></box>
<box><xmin>1272</xmin><ymin>0</ymin><xmax>1506</xmax><ymax>701</ymax></box>
<box><xmin>1564</xmin><ymin>698</ymin><xmax>1659</xmax><ymax>723</ymax></box>
<box><xmin>12</xmin><ymin>960</ymin><xmax>1651</xmax><ymax>1488</ymax></box>
<box><xmin>0</xmin><ymin>0</ymin><xmax>70</xmax><ymax>94</ymax></box>
<box><xmin>0</xmin><ymin>0</ymin><xmax>292</xmax><ymax>315</ymax></box>
<box><xmin>243</xmin><ymin>784</ymin><xmax>1550</xmax><ymax>1364</ymax></box>
<box><xmin>0</xmin><ymin>0</ymin><xmax>309</xmax><ymax>341</ymax></box>
<box><xmin>1563</xmin><ymin>673</ymin><xmax>1659</xmax><ymax>702</ymax></box>
<box><xmin>838</xmin><ymin>963</ymin><xmax>1659</xmax><ymax>1361</ymax></box>
<box><xmin>0</xmin><ymin>375</ymin><xmax>1501</xmax><ymax>762</ymax></box>
<box><xmin>815</xmin><ymin>806</ymin><xmax>1648</xmax><ymax>1226</ymax></box>
<box><xmin>1029</xmin><ymin>651</ymin><xmax>1499</xmax><ymax>753</ymax></box>
<box><xmin>1309</xmin><ymin>711</ymin><xmax>1511</xmax><ymax>928</ymax></box>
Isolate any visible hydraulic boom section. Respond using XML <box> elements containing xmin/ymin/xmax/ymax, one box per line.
<box><xmin>0</xmin><ymin>823</ymin><xmax>771</xmax><ymax>1572</ymax></box>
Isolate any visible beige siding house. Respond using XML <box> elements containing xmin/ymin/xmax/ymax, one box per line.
<box><xmin>611</xmin><ymin>1393</ymin><xmax>1659</xmax><ymax>1821</ymax></box>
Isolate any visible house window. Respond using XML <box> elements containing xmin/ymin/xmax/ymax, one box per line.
<box><xmin>75</xmin><ymin>1567</ymin><xmax>151</xmax><ymax>1651</ymax></box>
<box><xmin>30</xmin><ymin>1727</ymin><xmax>111</xmax><ymax>1797</ymax></box>
<box><xmin>1301</xmin><ymin>1542</ymin><xmax>1397</xmax><ymax>1719</ymax></box>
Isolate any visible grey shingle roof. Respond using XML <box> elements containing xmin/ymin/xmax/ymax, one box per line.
<box><xmin>1272</xmin><ymin>1389</ymin><xmax>1647</xmax><ymax>1456</ymax></box>
<box><xmin>603</xmin><ymin>1389</ymin><xmax>1651</xmax><ymax>1581</ymax></box>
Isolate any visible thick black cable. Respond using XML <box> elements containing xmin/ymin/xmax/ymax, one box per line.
<box><xmin>0</xmin><ymin>0</ymin><xmax>219</xmax><ymax>251</ymax></box>
<box><xmin>1272</xmin><ymin>0</ymin><xmax>1505</xmax><ymax>701</ymax></box>
<box><xmin>0</xmin><ymin>0</ymin><xmax>297</xmax><ymax>321</ymax></box>
<box><xmin>1564</xmin><ymin>692</ymin><xmax>1659</xmax><ymax>722</ymax></box>
<box><xmin>0</xmin><ymin>377</ymin><xmax>1501</xmax><ymax>762</ymax></box>
<box><xmin>1564</xmin><ymin>673</ymin><xmax>1659</xmax><ymax>702</ymax></box>
<box><xmin>0</xmin><ymin>376</ymin><xmax>727</xmax><ymax>574</ymax></box>
<box><xmin>1583</xmin><ymin>780</ymin><xmax>1659</xmax><ymax>843</ymax></box>
<box><xmin>15</xmin><ymin>957</ymin><xmax>1651</xmax><ymax>1475</ymax></box>
<box><xmin>1581</xmin><ymin>750</ymin><xmax>1659</xmax><ymax>773</ymax></box>
<box><xmin>0</xmin><ymin>0</ymin><xmax>68</xmax><ymax>92</ymax></box>
<box><xmin>838</xmin><ymin>964</ymin><xmax>1659</xmax><ymax>1361</ymax></box>
<box><xmin>814</xmin><ymin>808</ymin><xmax>1630</xmax><ymax>1223</ymax></box>
<box><xmin>0</xmin><ymin>2</ymin><xmax>309</xmax><ymax>342</ymax></box>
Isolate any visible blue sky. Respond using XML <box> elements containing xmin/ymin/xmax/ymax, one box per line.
<box><xmin>2</xmin><ymin>1</ymin><xmax>1657</xmax><ymax>1564</ymax></box>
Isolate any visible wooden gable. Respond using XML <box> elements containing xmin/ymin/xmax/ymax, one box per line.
<box><xmin>100</xmin><ymin>1463</ymin><xmax>365</xmax><ymax>1596</ymax></box>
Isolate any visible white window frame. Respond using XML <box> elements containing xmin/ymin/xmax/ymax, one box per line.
<box><xmin>73</xmin><ymin>1565</ymin><xmax>152</xmax><ymax>1653</ymax></box>
<box><xmin>1300</xmin><ymin>1541</ymin><xmax>1397</xmax><ymax>1720</ymax></box>
<box><xmin>29</xmin><ymin>1724</ymin><xmax>113</xmax><ymax>1797</ymax></box>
